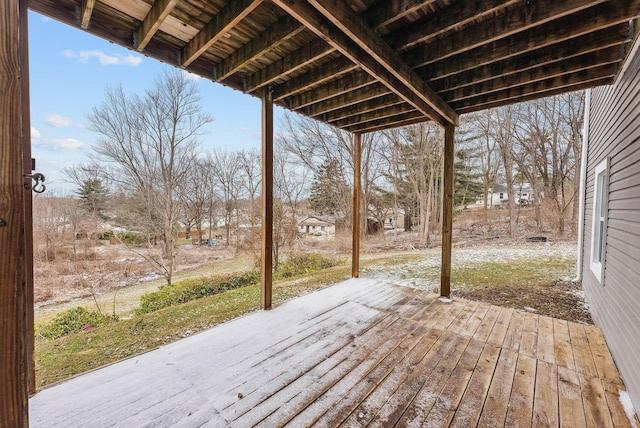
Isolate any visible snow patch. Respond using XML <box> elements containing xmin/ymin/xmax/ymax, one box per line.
<box><xmin>619</xmin><ymin>390</ymin><xmax>638</xmax><ymax>428</ymax></box>
<box><xmin>438</xmin><ymin>297</ymin><xmax>452</xmax><ymax>303</ymax></box>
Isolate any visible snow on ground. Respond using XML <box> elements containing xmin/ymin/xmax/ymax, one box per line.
<box><xmin>361</xmin><ymin>241</ymin><xmax>577</xmax><ymax>293</ymax></box>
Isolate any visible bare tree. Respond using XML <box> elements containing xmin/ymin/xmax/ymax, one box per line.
<box><xmin>87</xmin><ymin>71</ymin><xmax>212</xmax><ymax>285</ymax></box>
<box><xmin>209</xmin><ymin>148</ymin><xmax>243</xmax><ymax>246</ymax></box>
<box><xmin>178</xmin><ymin>156</ymin><xmax>216</xmax><ymax>243</ymax></box>
<box><xmin>492</xmin><ymin>105</ymin><xmax>518</xmax><ymax>237</ymax></box>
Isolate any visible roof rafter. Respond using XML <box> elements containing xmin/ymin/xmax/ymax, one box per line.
<box><xmin>301</xmin><ymin>85</ymin><xmax>391</xmax><ymax>117</ymax></box>
<box><xmin>216</xmin><ymin>14</ymin><xmax>304</xmax><ymax>82</ymax></box>
<box><xmin>245</xmin><ymin>39</ymin><xmax>334</xmax><ymax>93</ymax></box>
<box><xmin>80</xmin><ymin>0</ymin><xmax>95</xmax><ymax>29</ymax></box>
<box><xmin>345</xmin><ymin>112</ymin><xmax>426</xmax><ymax>134</ymax></box>
<box><xmin>284</xmin><ymin>72</ymin><xmax>376</xmax><ymax>110</ymax></box>
<box><xmin>407</xmin><ymin>0</ymin><xmax>637</xmax><ymax>70</ymax></box>
<box><xmin>273</xmin><ymin>0</ymin><xmax>458</xmax><ymax>126</ymax></box>
<box><xmin>323</xmin><ymin>94</ymin><xmax>404</xmax><ymax>123</ymax></box>
<box><xmin>364</xmin><ymin>0</ymin><xmax>436</xmax><ymax>31</ymax></box>
<box><xmin>182</xmin><ymin>0</ymin><xmax>263</xmax><ymax>68</ymax></box>
<box><xmin>272</xmin><ymin>57</ymin><xmax>358</xmax><ymax>100</ymax></box>
<box><xmin>136</xmin><ymin>0</ymin><xmax>180</xmax><ymax>51</ymax></box>
<box><xmin>333</xmin><ymin>103</ymin><xmax>416</xmax><ymax>128</ymax></box>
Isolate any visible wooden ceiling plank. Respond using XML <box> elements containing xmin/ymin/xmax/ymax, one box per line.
<box><xmin>451</xmin><ymin>65</ymin><xmax>615</xmax><ymax>111</ymax></box>
<box><xmin>344</xmin><ymin>112</ymin><xmax>426</xmax><ymax>133</ymax></box>
<box><xmin>216</xmin><ymin>14</ymin><xmax>304</xmax><ymax>81</ymax></box>
<box><xmin>245</xmin><ymin>39</ymin><xmax>335</xmax><ymax>93</ymax></box>
<box><xmin>408</xmin><ymin>0</ymin><xmax>640</xmax><ymax>70</ymax></box>
<box><xmin>272</xmin><ymin>57</ymin><xmax>358</xmax><ymax>100</ymax></box>
<box><xmin>304</xmin><ymin>85</ymin><xmax>391</xmax><ymax>117</ymax></box>
<box><xmin>303</xmin><ymin>0</ymin><xmax>458</xmax><ymax>125</ymax></box>
<box><xmin>391</xmin><ymin>0</ymin><xmax>521</xmax><ymax>51</ymax></box>
<box><xmin>457</xmin><ymin>78</ymin><xmax>613</xmax><ymax>115</ymax></box>
<box><xmin>443</xmin><ymin>50</ymin><xmax>622</xmax><ymax>103</ymax></box>
<box><xmin>363</xmin><ymin>0</ymin><xmax>436</xmax><ymax>31</ymax></box>
<box><xmin>428</xmin><ymin>27</ymin><xmax>629</xmax><ymax>93</ymax></box>
<box><xmin>80</xmin><ymin>0</ymin><xmax>96</xmax><ymax>29</ymax></box>
<box><xmin>283</xmin><ymin>71</ymin><xmax>376</xmax><ymax>109</ymax></box>
<box><xmin>182</xmin><ymin>0</ymin><xmax>263</xmax><ymax>68</ymax></box>
<box><xmin>333</xmin><ymin>103</ymin><xmax>416</xmax><ymax>128</ymax></box>
<box><xmin>324</xmin><ymin>94</ymin><xmax>404</xmax><ymax>122</ymax></box>
<box><xmin>136</xmin><ymin>0</ymin><xmax>180</xmax><ymax>51</ymax></box>
<box><xmin>272</xmin><ymin>0</ymin><xmax>455</xmax><ymax>126</ymax></box>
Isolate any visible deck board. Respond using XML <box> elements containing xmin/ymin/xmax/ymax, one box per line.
<box><xmin>30</xmin><ymin>279</ymin><xmax>636</xmax><ymax>427</ymax></box>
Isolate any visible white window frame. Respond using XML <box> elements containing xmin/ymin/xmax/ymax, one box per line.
<box><xmin>590</xmin><ymin>158</ymin><xmax>609</xmax><ymax>283</ymax></box>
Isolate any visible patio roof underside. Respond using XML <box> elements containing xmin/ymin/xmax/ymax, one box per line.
<box><xmin>29</xmin><ymin>0</ymin><xmax>640</xmax><ymax>132</ymax></box>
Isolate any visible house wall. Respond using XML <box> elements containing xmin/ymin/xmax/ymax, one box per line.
<box><xmin>582</xmin><ymin>40</ymin><xmax>640</xmax><ymax>413</ymax></box>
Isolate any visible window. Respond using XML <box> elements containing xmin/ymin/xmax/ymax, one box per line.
<box><xmin>590</xmin><ymin>158</ymin><xmax>609</xmax><ymax>282</ymax></box>
<box><xmin>499</xmin><ymin>192</ymin><xmax>504</xmax><ymax>199</ymax></box>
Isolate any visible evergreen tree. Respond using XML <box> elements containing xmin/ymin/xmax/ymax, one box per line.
<box><xmin>76</xmin><ymin>178</ymin><xmax>109</xmax><ymax>218</ymax></box>
<box><xmin>308</xmin><ymin>159</ymin><xmax>350</xmax><ymax>216</ymax></box>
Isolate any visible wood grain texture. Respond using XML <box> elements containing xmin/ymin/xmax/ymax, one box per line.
<box><xmin>1</xmin><ymin>0</ymin><xmax>28</xmax><ymax>425</ymax></box>
<box><xmin>351</xmin><ymin>133</ymin><xmax>361</xmax><ymax>278</ymax></box>
<box><xmin>260</xmin><ymin>87</ymin><xmax>273</xmax><ymax>309</ymax></box>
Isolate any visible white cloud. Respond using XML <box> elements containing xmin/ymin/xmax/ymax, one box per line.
<box><xmin>44</xmin><ymin>113</ymin><xmax>79</xmax><ymax>128</ymax></box>
<box><xmin>63</xmin><ymin>49</ymin><xmax>143</xmax><ymax>67</ymax></box>
<box><xmin>31</xmin><ymin>127</ymin><xmax>41</xmax><ymax>139</ymax></box>
<box><xmin>32</xmin><ymin>137</ymin><xmax>88</xmax><ymax>150</ymax></box>
<box><xmin>181</xmin><ymin>70</ymin><xmax>201</xmax><ymax>81</ymax></box>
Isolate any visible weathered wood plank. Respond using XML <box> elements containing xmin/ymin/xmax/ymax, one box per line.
<box><xmin>537</xmin><ymin>315</ymin><xmax>556</xmax><ymax>364</ymax></box>
<box><xmin>80</xmin><ymin>0</ymin><xmax>96</xmax><ymax>29</ymax></box>
<box><xmin>505</xmin><ymin>354</ymin><xmax>537</xmax><ymax>427</ymax></box>
<box><xmin>533</xmin><ymin>360</ymin><xmax>559</xmax><ymax>427</ymax></box>
<box><xmin>602</xmin><ymin>381</ymin><xmax>634</xmax><ymax>428</ymax></box>
<box><xmin>458</xmin><ymin>302</ymin><xmax>491</xmax><ymax>338</ymax></box>
<box><xmin>554</xmin><ymin>318</ymin><xmax>576</xmax><ymax>370</ymax></box>
<box><xmin>579</xmin><ymin>374</ymin><xmax>615</xmax><ymax>428</ymax></box>
<box><xmin>568</xmin><ymin>322</ymin><xmax>599</xmax><ymax>378</ymax></box>
<box><xmin>503</xmin><ymin>309</ymin><xmax>524</xmax><ymax>351</ymax></box>
<box><xmin>136</xmin><ymin>0</ymin><xmax>180</xmax><ymax>51</ymax></box>
<box><xmin>182</xmin><ymin>0</ymin><xmax>263</xmax><ymax>67</ymax></box>
<box><xmin>352</xmin><ymin>132</ymin><xmax>361</xmax><ymax>278</ymax></box>
<box><xmin>1</xmin><ymin>0</ymin><xmax>28</xmax><ymax>424</ymax></box>
<box><xmin>558</xmin><ymin>366</ymin><xmax>587</xmax><ymax>428</ymax></box>
<box><xmin>450</xmin><ymin>345</ymin><xmax>502</xmax><ymax>428</ymax></box>
<box><xmin>477</xmin><ymin>348</ymin><xmax>519</xmax><ymax>427</ymax></box>
<box><xmin>487</xmin><ymin>307</ymin><xmax>514</xmax><ymax>347</ymax></box>
<box><xmin>521</xmin><ymin>311</ymin><xmax>539</xmax><ymax>357</ymax></box>
<box><xmin>584</xmin><ymin>324</ymin><xmax>624</xmax><ymax>385</ymax></box>
<box><xmin>473</xmin><ymin>304</ymin><xmax>501</xmax><ymax>343</ymax></box>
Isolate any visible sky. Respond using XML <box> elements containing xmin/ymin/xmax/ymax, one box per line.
<box><xmin>28</xmin><ymin>10</ymin><xmax>286</xmax><ymax>193</ymax></box>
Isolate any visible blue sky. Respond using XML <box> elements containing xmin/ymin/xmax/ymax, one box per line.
<box><xmin>28</xmin><ymin>11</ymin><xmax>285</xmax><ymax>193</ymax></box>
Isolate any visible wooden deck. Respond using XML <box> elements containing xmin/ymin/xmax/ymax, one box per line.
<box><xmin>30</xmin><ymin>279</ymin><xmax>636</xmax><ymax>427</ymax></box>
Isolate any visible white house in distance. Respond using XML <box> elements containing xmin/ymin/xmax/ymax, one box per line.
<box><xmin>297</xmin><ymin>215</ymin><xmax>336</xmax><ymax>236</ymax></box>
<box><xmin>486</xmin><ymin>183</ymin><xmax>535</xmax><ymax>207</ymax></box>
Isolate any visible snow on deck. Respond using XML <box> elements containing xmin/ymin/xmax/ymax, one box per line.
<box><xmin>30</xmin><ymin>278</ymin><xmax>635</xmax><ymax>427</ymax></box>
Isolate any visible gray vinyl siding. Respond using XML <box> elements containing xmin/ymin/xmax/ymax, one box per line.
<box><xmin>583</xmin><ymin>42</ymin><xmax>640</xmax><ymax>412</ymax></box>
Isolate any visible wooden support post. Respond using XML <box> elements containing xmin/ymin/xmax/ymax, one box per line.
<box><xmin>1</xmin><ymin>0</ymin><xmax>29</xmax><ymax>424</ymax></box>
<box><xmin>440</xmin><ymin>123</ymin><xmax>455</xmax><ymax>298</ymax></box>
<box><xmin>352</xmin><ymin>132</ymin><xmax>361</xmax><ymax>278</ymax></box>
<box><xmin>261</xmin><ymin>86</ymin><xmax>273</xmax><ymax>309</ymax></box>
<box><xmin>19</xmin><ymin>0</ymin><xmax>35</xmax><ymax>396</ymax></box>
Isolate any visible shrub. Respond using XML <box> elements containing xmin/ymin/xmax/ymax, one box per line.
<box><xmin>37</xmin><ymin>307</ymin><xmax>117</xmax><ymax>340</ymax></box>
<box><xmin>137</xmin><ymin>270</ymin><xmax>260</xmax><ymax>314</ymax></box>
<box><xmin>274</xmin><ymin>253</ymin><xmax>342</xmax><ymax>280</ymax></box>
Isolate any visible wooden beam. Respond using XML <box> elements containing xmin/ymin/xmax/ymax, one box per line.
<box><xmin>344</xmin><ymin>111</ymin><xmax>425</xmax><ymax>133</ymax></box>
<box><xmin>272</xmin><ymin>0</ymin><xmax>456</xmax><ymax>126</ymax></box>
<box><xmin>451</xmin><ymin>65</ymin><xmax>615</xmax><ymax>112</ymax></box>
<box><xmin>352</xmin><ymin>133</ymin><xmax>361</xmax><ymax>278</ymax></box>
<box><xmin>296</xmin><ymin>0</ymin><xmax>458</xmax><ymax>125</ymax></box>
<box><xmin>182</xmin><ymin>0</ymin><xmax>263</xmax><ymax>68</ymax></box>
<box><xmin>304</xmin><ymin>84</ymin><xmax>391</xmax><ymax>117</ymax></box>
<box><xmin>216</xmin><ymin>15</ymin><xmax>304</xmax><ymax>81</ymax></box>
<box><xmin>136</xmin><ymin>0</ymin><xmax>180</xmax><ymax>51</ymax></box>
<box><xmin>20</xmin><ymin>0</ymin><xmax>35</xmax><ymax>396</ymax></box>
<box><xmin>272</xmin><ymin>57</ymin><xmax>358</xmax><ymax>100</ymax></box>
<box><xmin>364</xmin><ymin>0</ymin><xmax>436</xmax><ymax>31</ymax></box>
<box><xmin>1</xmin><ymin>0</ymin><xmax>28</xmax><ymax>424</ymax></box>
<box><xmin>440</xmin><ymin>123</ymin><xmax>455</xmax><ymax>298</ymax></box>
<box><xmin>284</xmin><ymin>72</ymin><xmax>376</xmax><ymax>110</ymax></box>
<box><xmin>427</xmin><ymin>27</ymin><xmax>629</xmax><ymax>93</ymax></box>
<box><xmin>245</xmin><ymin>39</ymin><xmax>334</xmax><ymax>93</ymax></box>
<box><xmin>333</xmin><ymin>103</ymin><xmax>416</xmax><ymax>128</ymax></box>
<box><xmin>442</xmin><ymin>53</ymin><xmax>621</xmax><ymax>104</ymax></box>
<box><xmin>324</xmin><ymin>94</ymin><xmax>404</xmax><ymax>123</ymax></box>
<box><xmin>80</xmin><ymin>0</ymin><xmax>96</xmax><ymax>29</ymax></box>
<box><xmin>455</xmin><ymin>77</ymin><xmax>613</xmax><ymax>116</ymax></box>
<box><xmin>261</xmin><ymin>86</ymin><xmax>273</xmax><ymax>310</ymax></box>
<box><xmin>407</xmin><ymin>0</ymin><xmax>639</xmax><ymax>71</ymax></box>
<box><xmin>344</xmin><ymin>116</ymin><xmax>428</xmax><ymax>134</ymax></box>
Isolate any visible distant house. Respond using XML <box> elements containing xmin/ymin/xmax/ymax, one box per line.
<box><xmin>382</xmin><ymin>208</ymin><xmax>406</xmax><ymax>230</ymax></box>
<box><xmin>298</xmin><ymin>215</ymin><xmax>335</xmax><ymax>236</ymax></box>
<box><xmin>579</xmin><ymin>36</ymin><xmax>640</xmax><ymax>415</ymax></box>
<box><xmin>486</xmin><ymin>183</ymin><xmax>535</xmax><ymax>207</ymax></box>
